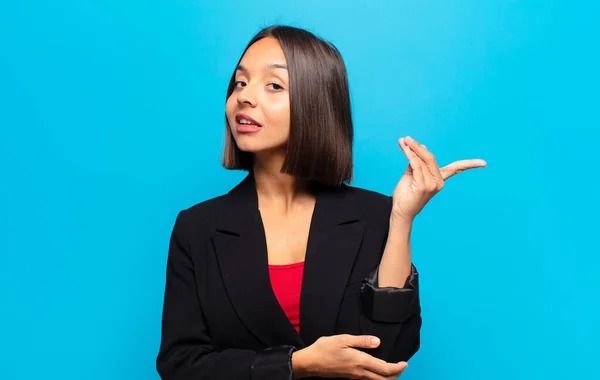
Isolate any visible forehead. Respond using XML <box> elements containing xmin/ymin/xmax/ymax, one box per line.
<box><xmin>239</xmin><ymin>37</ymin><xmax>287</xmax><ymax>68</ymax></box>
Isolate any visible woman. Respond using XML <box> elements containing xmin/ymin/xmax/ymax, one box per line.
<box><xmin>156</xmin><ymin>25</ymin><xmax>486</xmax><ymax>380</ymax></box>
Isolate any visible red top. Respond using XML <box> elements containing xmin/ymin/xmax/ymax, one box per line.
<box><xmin>268</xmin><ymin>261</ymin><xmax>304</xmax><ymax>334</ymax></box>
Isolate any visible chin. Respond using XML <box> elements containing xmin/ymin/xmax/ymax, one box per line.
<box><xmin>233</xmin><ymin>137</ymin><xmax>263</xmax><ymax>153</ymax></box>
<box><xmin>235</xmin><ymin>138</ymin><xmax>287</xmax><ymax>156</ymax></box>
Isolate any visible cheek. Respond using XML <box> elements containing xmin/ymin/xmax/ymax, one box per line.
<box><xmin>225</xmin><ymin>95</ymin><xmax>236</xmax><ymax>124</ymax></box>
<box><xmin>265</xmin><ymin>97</ymin><xmax>290</xmax><ymax>132</ymax></box>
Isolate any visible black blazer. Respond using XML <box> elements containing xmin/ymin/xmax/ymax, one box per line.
<box><xmin>156</xmin><ymin>173</ymin><xmax>421</xmax><ymax>380</ymax></box>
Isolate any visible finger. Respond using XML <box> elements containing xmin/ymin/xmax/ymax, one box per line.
<box><xmin>398</xmin><ymin>138</ymin><xmax>425</xmax><ymax>185</ymax></box>
<box><xmin>368</xmin><ymin>360</ymin><xmax>407</xmax><ymax>378</ymax></box>
<box><xmin>351</xmin><ymin>369</ymin><xmax>398</xmax><ymax>380</ymax></box>
<box><xmin>348</xmin><ymin>368</ymin><xmax>387</xmax><ymax>380</ymax></box>
<box><xmin>352</xmin><ymin>350</ymin><xmax>407</xmax><ymax>378</ymax></box>
<box><xmin>404</xmin><ymin>136</ymin><xmax>443</xmax><ymax>182</ymax></box>
<box><xmin>354</xmin><ymin>362</ymin><xmax>407</xmax><ymax>380</ymax></box>
<box><xmin>341</xmin><ymin>334</ymin><xmax>381</xmax><ymax>349</ymax></box>
<box><xmin>440</xmin><ymin>159</ymin><xmax>487</xmax><ymax>180</ymax></box>
<box><xmin>401</xmin><ymin>138</ymin><xmax>437</xmax><ymax>190</ymax></box>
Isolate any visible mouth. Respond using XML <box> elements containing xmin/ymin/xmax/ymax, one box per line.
<box><xmin>234</xmin><ymin>113</ymin><xmax>262</xmax><ymax>133</ymax></box>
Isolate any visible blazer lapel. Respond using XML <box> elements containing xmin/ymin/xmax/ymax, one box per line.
<box><xmin>212</xmin><ymin>174</ymin><xmax>305</xmax><ymax>348</ymax></box>
<box><xmin>300</xmin><ymin>184</ymin><xmax>365</xmax><ymax>346</ymax></box>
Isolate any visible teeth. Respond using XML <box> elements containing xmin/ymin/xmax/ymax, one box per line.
<box><xmin>239</xmin><ymin>119</ymin><xmax>252</xmax><ymax>124</ymax></box>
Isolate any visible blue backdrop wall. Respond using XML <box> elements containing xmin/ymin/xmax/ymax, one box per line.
<box><xmin>1</xmin><ymin>1</ymin><xmax>598</xmax><ymax>379</ymax></box>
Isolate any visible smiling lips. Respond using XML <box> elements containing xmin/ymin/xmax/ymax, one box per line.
<box><xmin>235</xmin><ymin>113</ymin><xmax>262</xmax><ymax>133</ymax></box>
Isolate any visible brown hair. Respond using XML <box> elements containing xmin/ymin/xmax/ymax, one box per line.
<box><xmin>222</xmin><ymin>25</ymin><xmax>354</xmax><ymax>186</ymax></box>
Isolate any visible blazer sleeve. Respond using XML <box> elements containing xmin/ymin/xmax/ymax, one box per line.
<box><xmin>156</xmin><ymin>211</ymin><xmax>297</xmax><ymax>380</ymax></box>
<box><xmin>359</xmin><ymin>262</ymin><xmax>422</xmax><ymax>364</ymax></box>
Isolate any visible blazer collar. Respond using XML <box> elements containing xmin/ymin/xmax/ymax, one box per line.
<box><xmin>212</xmin><ymin>172</ymin><xmax>365</xmax><ymax>348</ymax></box>
<box><xmin>215</xmin><ymin>172</ymin><xmax>361</xmax><ymax>234</ymax></box>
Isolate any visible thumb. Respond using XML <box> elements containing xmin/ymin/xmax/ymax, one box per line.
<box><xmin>397</xmin><ymin>361</ymin><xmax>409</xmax><ymax>370</ymax></box>
<box><xmin>341</xmin><ymin>335</ymin><xmax>380</xmax><ymax>349</ymax></box>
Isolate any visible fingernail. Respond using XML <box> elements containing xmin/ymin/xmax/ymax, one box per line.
<box><xmin>371</xmin><ymin>337</ymin><xmax>380</xmax><ymax>346</ymax></box>
<box><xmin>406</xmin><ymin>136</ymin><xmax>413</xmax><ymax>143</ymax></box>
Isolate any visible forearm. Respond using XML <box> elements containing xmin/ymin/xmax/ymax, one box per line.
<box><xmin>157</xmin><ymin>346</ymin><xmax>250</xmax><ymax>380</ymax></box>
<box><xmin>377</xmin><ymin>218</ymin><xmax>413</xmax><ymax>288</ymax></box>
<box><xmin>158</xmin><ymin>345</ymin><xmax>296</xmax><ymax>380</ymax></box>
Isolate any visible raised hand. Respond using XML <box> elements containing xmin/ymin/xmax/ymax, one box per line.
<box><xmin>391</xmin><ymin>136</ymin><xmax>487</xmax><ymax>223</ymax></box>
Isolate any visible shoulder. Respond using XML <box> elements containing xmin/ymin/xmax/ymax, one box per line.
<box><xmin>345</xmin><ymin>185</ymin><xmax>392</xmax><ymax>208</ymax></box>
<box><xmin>172</xmin><ymin>194</ymin><xmax>228</xmax><ymax>231</ymax></box>
<box><xmin>342</xmin><ymin>185</ymin><xmax>393</xmax><ymax>247</ymax></box>
<box><xmin>343</xmin><ymin>185</ymin><xmax>392</xmax><ymax>220</ymax></box>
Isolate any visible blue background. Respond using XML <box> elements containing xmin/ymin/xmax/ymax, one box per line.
<box><xmin>1</xmin><ymin>1</ymin><xmax>598</xmax><ymax>379</ymax></box>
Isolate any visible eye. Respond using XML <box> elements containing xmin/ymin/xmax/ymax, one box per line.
<box><xmin>267</xmin><ymin>83</ymin><xmax>284</xmax><ymax>91</ymax></box>
<box><xmin>234</xmin><ymin>80</ymin><xmax>246</xmax><ymax>89</ymax></box>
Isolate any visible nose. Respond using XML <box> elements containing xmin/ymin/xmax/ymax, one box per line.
<box><xmin>236</xmin><ymin>83</ymin><xmax>258</xmax><ymax>107</ymax></box>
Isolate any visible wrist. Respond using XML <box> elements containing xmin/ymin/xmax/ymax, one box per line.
<box><xmin>291</xmin><ymin>349</ymin><xmax>312</xmax><ymax>379</ymax></box>
<box><xmin>389</xmin><ymin>215</ymin><xmax>413</xmax><ymax>233</ymax></box>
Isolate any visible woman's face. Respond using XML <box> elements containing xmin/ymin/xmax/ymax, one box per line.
<box><xmin>225</xmin><ymin>37</ymin><xmax>291</xmax><ymax>156</ymax></box>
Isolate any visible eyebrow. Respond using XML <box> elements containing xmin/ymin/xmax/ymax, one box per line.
<box><xmin>236</xmin><ymin>63</ymin><xmax>288</xmax><ymax>72</ymax></box>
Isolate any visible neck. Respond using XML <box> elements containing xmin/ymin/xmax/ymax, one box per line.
<box><xmin>252</xmin><ymin>151</ymin><xmax>312</xmax><ymax>207</ymax></box>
